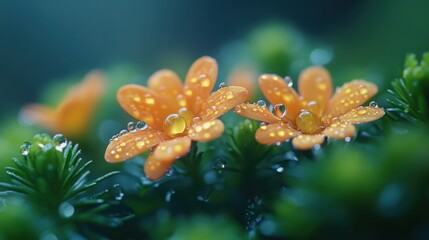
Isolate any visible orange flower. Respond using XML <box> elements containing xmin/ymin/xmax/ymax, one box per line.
<box><xmin>234</xmin><ymin>67</ymin><xmax>385</xmax><ymax>150</ymax></box>
<box><xmin>104</xmin><ymin>56</ymin><xmax>248</xmax><ymax>180</ymax></box>
<box><xmin>21</xmin><ymin>71</ymin><xmax>106</xmax><ymax>139</ymax></box>
<box><xmin>227</xmin><ymin>66</ymin><xmax>258</xmax><ymax>99</ymax></box>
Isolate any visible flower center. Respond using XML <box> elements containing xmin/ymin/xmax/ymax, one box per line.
<box><xmin>295</xmin><ymin>110</ymin><xmax>320</xmax><ymax>134</ymax></box>
<box><xmin>163</xmin><ymin>108</ymin><xmax>195</xmax><ymax>138</ymax></box>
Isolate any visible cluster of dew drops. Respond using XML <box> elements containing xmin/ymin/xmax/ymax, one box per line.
<box><xmin>20</xmin><ymin>133</ymin><xmax>68</xmax><ymax>157</ymax></box>
<box><xmin>109</xmin><ymin>120</ymin><xmax>148</xmax><ymax>142</ymax></box>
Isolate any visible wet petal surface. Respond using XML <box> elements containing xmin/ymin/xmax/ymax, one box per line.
<box><xmin>188</xmin><ymin>119</ymin><xmax>224</xmax><ymax>142</ymax></box>
<box><xmin>328</xmin><ymin>80</ymin><xmax>378</xmax><ymax>117</ymax></box>
<box><xmin>323</xmin><ymin>122</ymin><xmax>355</xmax><ymax>139</ymax></box>
<box><xmin>298</xmin><ymin>67</ymin><xmax>333</xmax><ymax>116</ymax></box>
<box><xmin>184</xmin><ymin>56</ymin><xmax>218</xmax><ymax>113</ymax></box>
<box><xmin>338</xmin><ymin>106</ymin><xmax>385</xmax><ymax>124</ymax></box>
<box><xmin>255</xmin><ymin>122</ymin><xmax>295</xmax><ymax>144</ymax></box>
<box><xmin>148</xmin><ymin>69</ymin><xmax>185</xmax><ymax>110</ymax></box>
<box><xmin>259</xmin><ymin>74</ymin><xmax>302</xmax><ymax>120</ymax></box>
<box><xmin>117</xmin><ymin>84</ymin><xmax>172</xmax><ymax>128</ymax></box>
<box><xmin>199</xmin><ymin>86</ymin><xmax>248</xmax><ymax>121</ymax></box>
<box><xmin>234</xmin><ymin>103</ymin><xmax>280</xmax><ymax>124</ymax></box>
<box><xmin>105</xmin><ymin>127</ymin><xmax>167</xmax><ymax>163</ymax></box>
<box><xmin>292</xmin><ymin>134</ymin><xmax>325</xmax><ymax>150</ymax></box>
<box><xmin>152</xmin><ymin>136</ymin><xmax>191</xmax><ymax>162</ymax></box>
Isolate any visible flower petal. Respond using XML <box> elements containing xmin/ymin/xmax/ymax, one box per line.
<box><xmin>338</xmin><ymin>106</ymin><xmax>385</xmax><ymax>124</ymax></box>
<box><xmin>148</xmin><ymin>69</ymin><xmax>186</xmax><ymax>110</ymax></box>
<box><xmin>188</xmin><ymin>119</ymin><xmax>224</xmax><ymax>142</ymax></box>
<box><xmin>323</xmin><ymin>122</ymin><xmax>355</xmax><ymax>139</ymax></box>
<box><xmin>259</xmin><ymin>74</ymin><xmax>302</xmax><ymax>120</ymax></box>
<box><xmin>328</xmin><ymin>80</ymin><xmax>378</xmax><ymax>117</ymax></box>
<box><xmin>20</xmin><ymin>104</ymin><xmax>57</xmax><ymax>131</ymax></box>
<box><xmin>144</xmin><ymin>152</ymin><xmax>174</xmax><ymax>180</ymax></box>
<box><xmin>292</xmin><ymin>134</ymin><xmax>325</xmax><ymax>150</ymax></box>
<box><xmin>234</xmin><ymin>103</ymin><xmax>280</xmax><ymax>124</ymax></box>
<box><xmin>199</xmin><ymin>86</ymin><xmax>248</xmax><ymax>121</ymax></box>
<box><xmin>152</xmin><ymin>136</ymin><xmax>191</xmax><ymax>162</ymax></box>
<box><xmin>22</xmin><ymin>70</ymin><xmax>106</xmax><ymax>138</ymax></box>
<box><xmin>227</xmin><ymin>66</ymin><xmax>257</xmax><ymax>99</ymax></box>
<box><xmin>117</xmin><ymin>84</ymin><xmax>173</xmax><ymax>128</ymax></box>
<box><xmin>298</xmin><ymin>67</ymin><xmax>333</xmax><ymax>116</ymax></box>
<box><xmin>184</xmin><ymin>56</ymin><xmax>218</xmax><ymax>113</ymax></box>
<box><xmin>255</xmin><ymin>122</ymin><xmax>295</xmax><ymax>144</ymax></box>
<box><xmin>104</xmin><ymin>127</ymin><xmax>168</xmax><ymax>163</ymax></box>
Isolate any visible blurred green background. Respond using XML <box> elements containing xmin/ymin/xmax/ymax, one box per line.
<box><xmin>1</xmin><ymin>0</ymin><xmax>429</xmax><ymax>239</ymax></box>
<box><xmin>1</xmin><ymin>0</ymin><xmax>429</xmax><ymax>115</ymax></box>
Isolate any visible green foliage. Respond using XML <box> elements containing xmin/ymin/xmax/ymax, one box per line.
<box><xmin>0</xmin><ymin>133</ymin><xmax>131</xmax><ymax>238</ymax></box>
<box><xmin>169</xmin><ymin>215</ymin><xmax>244</xmax><ymax>240</ymax></box>
<box><xmin>274</xmin><ymin>129</ymin><xmax>429</xmax><ymax>239</ymax></box>
<box><xmin>387</xmin><ymin>52</ymin><xmax>429</xmax><ymax>124</ymax></box>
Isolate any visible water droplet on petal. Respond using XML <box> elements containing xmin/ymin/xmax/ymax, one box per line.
<box><xmin>20</xmin><ymin>142</ymin><xmax>31</xmax><ymax>156</ymax></box>
<box><xmin>53</xmin><ymin>134</ymin><xmax>67</xmax><ymax>152</ymax></box>
<box><xmin>284</xmin><ymin>76</ymin><xmax>293</xmax><ymax>87</ymax></box>
<box><xmin>369</xmin><ymin>101</ymin><xmax>378</xmax><ymax>108</ymax></box>
<box><xmin>178</xmin><ymin>107</ymin><xmax>194</xmax><ymax>126</ymax></box>
<box><xmin>127</xmin><ymin>121</ymin><xmax>136</xmax><ymax>131</ymax></box>
<box><xmin>136</xmin><ymin>121</ymin><xmax>147</xmax><ymax>130</ymax></box>
<box><xmin>296</xmin><ymin>110</ymin><xmax>320</xmax><ymax>134</ymax></box>
<box><xmin>119</xmin><ymin>129</ymin><xmax>128</xmax><ymax>136</ymax></box>
<box><xmin>257</xmin><ymin>100</ymin><xmax>266</xmax><ymax>108</ymax></box>
<box><xmin>272</xmin><ymin>104</ymin><xmax>287</xmax><ymax>118</ymax></box>
<box><xmin>218</xmin><ymin>82</ymin><xmax>226</xmax><ymax>89</ymax></box>
<box><xmin>164</xmin><ymin>114</ymin><xmax>186</xmax><ymax>137</ymax></box>
<box><xmin>234</xmin><ymin>105</ymin><xmax>242</xmax><ymax>113</ymax></box>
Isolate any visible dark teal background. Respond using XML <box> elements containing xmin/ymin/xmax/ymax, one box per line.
<box><xmin>0</xmin><ymin>0</ymin><xmax>428</xmax><ymax>113</ymax></box>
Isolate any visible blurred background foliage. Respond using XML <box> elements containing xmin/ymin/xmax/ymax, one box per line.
<box><xmin>1</xmin><ymin>0</ymin><xmax>429</xmax><ymax>239</ymax></box>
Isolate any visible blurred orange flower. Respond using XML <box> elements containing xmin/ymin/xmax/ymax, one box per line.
<box><xmin>235</xmin><ymin>67</ymin><xmax>385</xmax><ymax>150</ymax></box>
<box><xmin>21</xmin><ymin>71</ymin><xmax>106</xmax><ymax>139</ymax></box>
<box><xmin>227</xmin><ymin>66</ymin><xmax>258</xmax><ymax>99</ymax></box>
<box><xmin>104</xmin><ymin>56</ymin><xmax>248</xmax><ymax>180</ymax></box>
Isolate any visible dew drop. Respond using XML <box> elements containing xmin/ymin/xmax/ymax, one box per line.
<box><xmin>164</xmin><ymin>114</ymin><xmax>186</xmax><ymax>137</ymax></box>
<box><xmin>164</xmin><ymin>168</ymin><xmax>174</xmax><ymax>177</ymax></box>
<box><xmin>272</xmin><ymin>164</ymin><xmax>284</xmax><ymax>173</ymax></box>
<box><xmin>213</xmin><ymin>160</ymin><xmax>226</xmax><ymax>173</ymax></box>
<box><xmin>225</xmin><ymin>91</ymin><xmax>234</xmax><ymax>100</ymax></box>
<box><xmin>58</xmin><ymin>202</ymin><xmax>74</xmax><ymax>218</ymax></box>
<box><xmin>284</xmin><ymin>76</ymin><xmax>293</xmax><ymax>87</ymax></box>
<box><xmin>345</xmin><ymin>137</ymin><xmax>352</xmax><ymax>142</ymax></box>
<box><xmin>191</xmin><ymin>116</ymin><xmax>201</xmax><ymax>124</ymax></box>
<box><xmin>119</xmin><ymin>129</ymin><xmax>128</xmax><ymax>136</ymax></box>
<box><xmin>272</xmin><ymin>104</ymin><xmax>287</xmax><ymax>118</ymax></box>
<box><xmin>285</xmin><ymin>151</ymin><xmax>298</xmax><ymax>161</ymax></box>
<box><xmin>218</xmin><ymin>82</ymin><xmax>226</xmax><ymax>89</ymax></box>
<box><xmin>234</xmin><ymin>105</ymin><xmax>242</xmax><ymax>113</ymax></box>
<box><xmin>20</xmin><ymin>142</ymin><xmax>31</xmax><ymax>156</ymax></box>
<box><xmin>53</xmin><ymin>134</ymin><xmax>67</xmax><ymax>152</ymax></box>
<box><xmin>165</xmin><ymin>189</ymin><xmax>175</xmax><ymax>202</ymax></box>
<box><xmin>127</xmin><ymin>121</ymin><xmax>136</xmax><ymax>131</ymax></box>
<box><xmin>136</xmin><ymin>121</ymin><xmax>147</xmax><ymax>130</ymax></box>
<box><xmin>369</xmin><ymin>101</ymin><xmax>378</xmax><ymax>108</ymax></box>
<box><xmin>257</xmin><ymin>100</ymin><xmax>266</xmax><ymax>108</ymax></box>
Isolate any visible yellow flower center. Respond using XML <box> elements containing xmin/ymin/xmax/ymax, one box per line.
<box><xmin>163</xmin><ymin>114</ymin><xmax>187</xmax><ymax>137</ymax></box>
<box><xmin>296</xmin><ymin>110</ymin><xmax>320</xmax><ymax>134</ymax></box>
